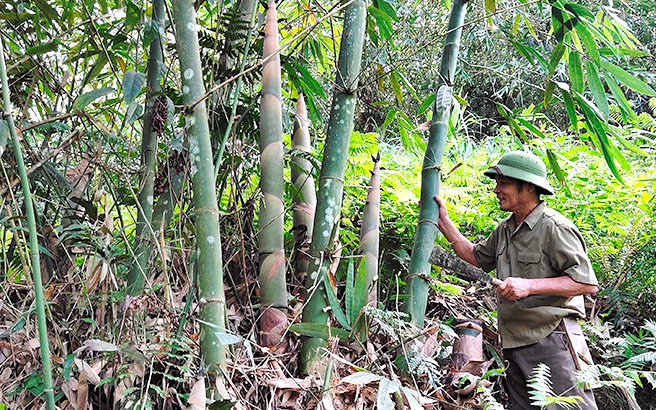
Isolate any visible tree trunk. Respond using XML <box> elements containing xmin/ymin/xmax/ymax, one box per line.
<box><xmin>403</xmin><ymin>0</ymin><xmax>469</xmax><ymax>326</ymax></box>
<box><xmin>300</xmin><ymin>0</ymin><xmax>367</xmax><ymax>376</ymax></box>
<box><xmin>258</xmin><ymin>0</ymin><xmax>289</xmax><ymax>350</ymax></box>
<box><xmin>171</xmin><ymin>0</ymin><xmax>226</xmax><ymax>372</ymax></box>
<box><xmin>127</xmin><ymin>0</ymin><xmax>166</xmax><ymax>296</ymax></box>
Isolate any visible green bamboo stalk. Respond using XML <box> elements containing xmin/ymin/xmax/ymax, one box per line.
<box><xmin>0</xmin><ymin>37</ymin><xmax>56</xmax><ymax>409</ymax></box>
<box><xmin>403</xmin><ymin>0</ymin><xmax>469</xmax><ymax>326</ymax></box>
<box><xmin>258</xmin><ymin>0</ymin><xmax>288</xmax><ymax>349</ymax></box>
<box><xmin>213</xmin><ymin>0</ymin><xmax>258</xmax><ymax>182</ymax></box>
<box><xmin>127</xmin><ymin>0</ymin><xmax>166</xmax><ymax>296</ymax></box>
<box><xmin>171</xmin><ymin>0</ymin><xmax>227</xmax><ymax>371</ymax></box>
<box><xmin>300</xmin><ymin>0</ymin><xmax>367</xmax><ymax>376</ymax></box>
<box><xmin>291</xmin><ymin>94</ymin><xmax>316</xmax><ymax>281</ymax></box>
<box><xmin>360</xmin><ymin>154</ymin><xmax>380</xmax><ymax>303</ymax></box>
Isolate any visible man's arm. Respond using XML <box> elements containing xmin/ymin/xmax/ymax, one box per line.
<box><xmin>434</xmin><ymin>195</ymin><xmax>479</xmax><ymax>267</ymax></box>
<box><xmin>497</xmin><ymin>275</ymin><xmax>599</xmax><ymax>301</ymax></box>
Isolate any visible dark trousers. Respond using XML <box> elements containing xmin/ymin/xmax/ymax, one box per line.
<box><xmin>503</xmin><ymin>329</ymin><xmax>598</xmax><ymax>409</ymax></box>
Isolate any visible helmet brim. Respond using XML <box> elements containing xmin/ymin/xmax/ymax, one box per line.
<box><xmin>484</xmin><ymin>164</ymin><xmax>554</xmax><ymax>195</ymax></box>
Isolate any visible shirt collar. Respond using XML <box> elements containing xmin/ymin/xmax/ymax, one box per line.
<box><xmin>523</xmin><ymin>201</ymin><xmax>546</xmax><ymax>230</ymax></box>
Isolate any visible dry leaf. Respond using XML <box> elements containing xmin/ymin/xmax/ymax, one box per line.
<box><xmin>188</xmin><ymin>377</ymin><xmax>205</xmax><ymax>410</ymax></box>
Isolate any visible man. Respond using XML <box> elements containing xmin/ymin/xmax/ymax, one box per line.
<box><xmin>434</xmin><ymin>150</ymin><xmax>599</xmax><ymax>409</ymax></box>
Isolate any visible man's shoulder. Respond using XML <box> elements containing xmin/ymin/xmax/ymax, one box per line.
<box><xmin>540</xmin><ymin>206</ymin><xmax>577</xmax><ymax>229</ymax></box>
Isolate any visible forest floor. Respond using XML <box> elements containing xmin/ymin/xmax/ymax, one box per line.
<box><xmin>1</xmin><ymin>266</ymin><xmax>655</xmax><ymax>409</ymax></box>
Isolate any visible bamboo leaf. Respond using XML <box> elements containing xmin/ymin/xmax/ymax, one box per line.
<box><xmin>548</xmin><ymin>42</ymin><xmax>566</xmax><ymax>77</ymax></box>
<box><xmin>484</xmin><ymin>0</ymin><xmax>496</xmax><ymax>13</ymax></box>
<box><xmin>601</xmin><ymin>61</ymin><xmax>656</xmax><ymax>97</ymax></box>
<box><xmin>323</xmin><ymin>273</ymin><xmax>351</xmax><ymax>330</ymax></box>
<box><xmin>368</xmin><ymin>6</ymin><xmax>393</xmax><ymax>40</ymax></box>
<box><xmin>83</xmin><ymin>53</ymin><xmax>109</xmax><ymax>87</ymax></box>
<box><xmin>34</xmin><ymin>0</ymin><xmax>61</xmax><ymax>24</ymax></box>
<box><xmin>559</xmin><ymin>87</ymin><xmax>579</xmax><ymax>133</ymax></box>
<box><xmin>604</xmin><ymin>75</ymin><xmax>636</xmax><ymax>122</ymax></box>
<box><xmin>574</xmin><ymin>93</ymin><xmax>623</xmax><ymax>183</ymax></box>
<box><xmin>73</xmin><ymin>87</ymin><xmax>116</xmax><ymax>110</ymax></box>
<box><xmin>345</xmin><ymin>258</ymin><xmax>356</xmax><ymax>324</ymax></box>
<box><xmin>585</xmin><ymin>61</ymin><xmax>609</xmax><ymax>119</ymax></box>
<box><xmin>288</xmin><ymin>323</ymin><xmax>350</xmax><ymax>341</ymax></box>
<box><xmin>568</xmin><ymin>50</ymin><xmax>584</xmax><ymax>94</ymax></box>
<box><xmin>390</xmin><ymin>71</ymin><xmax>403</xmax><ymax>104</ymax></box>
<box><xmin>544</xmin><ymin>79</ymin><xmax>556</xmax><ymax>108</ymax></box>
<box><xmin>122</xmin><ymin>70</ymin><xmax>146</xmax><ymax>105</ymax></box>
<box><xmin>418</xmin><ymin>94</ymin><xmax>435</xmax><ymax>115</ymax></box>
<box><xmin>545</xmin><ymin>149</ymin><xmax>570</xmax><ymax>196</ymax></box>
<box><xmin>574</xmin><ymin>23</ymin><xmax>599</xmax><ymax>65</ymax></box>
<box><xmin>26</xmin><ymin>42</ymin><xmax>58</xmax><ymax>56</ymax></box>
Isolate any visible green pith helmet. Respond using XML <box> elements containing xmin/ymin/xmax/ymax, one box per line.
<box><xmin>483</xmin><ymin>151</ymin><xmax>554</xmax><ymax>195</ymax></box>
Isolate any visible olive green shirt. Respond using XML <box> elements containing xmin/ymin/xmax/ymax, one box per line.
<box><xmin>474</xmin><ymin>201</ymin><xmax>598</xmax><ymax>349</ymax></box>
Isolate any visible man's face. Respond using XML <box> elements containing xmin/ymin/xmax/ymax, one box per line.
<box><xmin>492</xmin><ymin>176</ymin><xmax>527</xmax><ymax>213</ymax></box>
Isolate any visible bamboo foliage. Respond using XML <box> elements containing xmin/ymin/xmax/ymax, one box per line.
<box><xmin>404</xmin><ymin>0</ymin><xmax>469</xmax><ymax>326</ymax></box>
<box><xmin>360</xmin><ymin>154</ymin><xmax>381</xmax><ymax>303</ymax></box>
<box><xmin>300</xmin><ymin>0</ymin><xmax>367</xmax><ymax>376</ymax></box>
<box><xmin>258</xmin><ymin>0</ymin><xmax>289</xmax><ymax>349</ymax></box>
<box><xmin>171</xmin><ymin>0</ymin><xmax>227</xmax><ymax>371</ymax></box>
<box><xmin>291</xmin><ymin>94</ymin><xmax>316</xmax><ymax>284</ymax></box>
<box><xmin>127</xmin><ymin>0</ymin><xmax>166</xmax><ymax>295</ymax></box>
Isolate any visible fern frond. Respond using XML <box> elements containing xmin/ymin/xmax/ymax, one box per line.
<box><xmin>478</xmin><ymin>385</ymin><xmax>505</xmax><ymax>410</ymax></box>
<box><xmin>528</xmin><ymin>363</ymin><xmax>555</xmax><ymax>407</ymax></box>
<box><xmin>528</xmin><ymin>364</ymin><xmax>585</xmax><ymax>409</ymax></box>
<box><xmin>627</xmin><ymin>351</ymin><xmax>656</xmax><ymax>365</ymax></box>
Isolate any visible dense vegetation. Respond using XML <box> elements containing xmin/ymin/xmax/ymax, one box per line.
<box><xmin>0</xmin><ymin>0</ymin><xmax>655</xmax><ymax>409</ymax></box>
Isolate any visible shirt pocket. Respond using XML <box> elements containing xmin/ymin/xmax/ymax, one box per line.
<box><xmin>517</xmin><ymin>251</ymin><xmax>542</xmax><ymax>278</ymax></box>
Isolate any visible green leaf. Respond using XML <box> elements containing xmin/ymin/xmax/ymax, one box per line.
<box><xmin>418</xmin><ymin>94</ymin><xmax>435</xmax><ymax>115</ymax></box>
<box><xmin>291</xmin><ymin>62</ymin><xmax>326</xmax><ymax>99</ymax></box>
<box><xmin>567</xmin><ymin>50</ymin><xmax>584</xmax><ymax>94</ymax></box>
<box><xmin>125</xmin><ymin>102</ymin><xmax>144</xmax><ymax>124</ymax></box>
<box><xmin>544</xmin><ymin>80</ymin><xmax>556</xmax><ymax>108</ymax></box>
<box><xmin>563</xmin><ymin>2</ymin><xmax>594</xmax><ymax>21</ymax></box>
<box><xmin>287</xmin><ymin>323</ymin><xmax>350</xmax><ymax>342</ymax></box>
<box><xmin>601</xmin><ymin>61</ymin><xmax>656</xmax><ymax>97</ymax></box>
<box><xmin>34</xmin><ymin>0</ymin><xmax>61</xmax><ymax>24</ymax></box>
<box><xmin>323</xmin><ymin>273</ymin><xmax>351</xmax><ymax>330</ymax></box>
<box><xmin>26</xmin><ymin>42</ymin><xmax>58</xmax><ymax>56</ymax></box>
<box><xmin>574</xmin><ymin>93</ymin><xmax>623</xmax><ymax>183</ymax></box>
<box><xmin>574</xmin><ymin>23</ymin><xmax>599</xmax><ymax>66</ymax></box>
<box><xmin>73</xmin><ymin>87</ymin><xmax>116</xmax><ymax>110</ymax></box>
<box><xmin>208</xmin><ymin>400</ymin><xmax>236</xmax><ymax>410</ymax></box>
<box><xmin>390</xmin><ymin>71</ymin><xmax>403</xmax><ymax>104</ymax></box>
<box><xmin>545</xmin><ymin>149</ymin><xmax>570</xmax><ymax>196</ymax></box>
<box><xmin>369</xmin><ymin>6</ymin><xmax>393</xmax><ymax>40</ymax></box>
<box><xmin>585</xmin><ymin>61</ymin><xmax>609</xmax><ymax>119</ymax></box>
<box><xmin>517</xmin><ymin>118</ymin><xmax>546</xmax><ymax>139</ymax></box>
<box><xmin>559</xmin><ymin>87</ymin><xmax>579</xmax><ymax>133</ymax></box>
<box><xmin>548</xmin><ymin>42</ymin><xmax>566</xmax><ymax>77</ymax></box>
<box><xmin>122</xmin><ymin>71</ymin><xmax>146</xmax><ymax>105</ymax></box>
<box><xmin>83</xmin><ymin>53</ymin><xmax>109</xmax><ymax>87</ymax></box>
<box><xmin>604</xmin><ymin>75</ymin><xmax>636</xmax><ymax>122</ymax></box>
<box><xmin>143</xmin><ymin>19</ymin><xmax>160</xmax><ymax>48</ymax></box>
<box><xmin>484</xmin><ymin>0</ymin><xmax>496</xmax><ymax>13</ymax></box>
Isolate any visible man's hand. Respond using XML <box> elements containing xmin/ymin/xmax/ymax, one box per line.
<box><xmin>497</xmin><ymin>275</ymin><xmax>599</xmax><ymax>300</ymax></box>
<box><xmin>497</xmin><ymin>277</ymin><xmax>532</xmax><ymax>301</ymax></box>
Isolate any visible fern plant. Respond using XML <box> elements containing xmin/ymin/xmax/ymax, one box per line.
<box><xmin>527</xmin><ymin>363</ymin><xmax>585</xmax><ymax>409</ymax></box>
